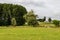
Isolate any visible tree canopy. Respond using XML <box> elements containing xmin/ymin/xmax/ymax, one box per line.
<box><xmin>24</xmin><ymin>10</ymin><xmax>39</xmax><ymax>26</ymax></box>
<box><xmin>0</xmin><ymin>3</ymin><xmax>27</xmax><ymax>26</ymax></box>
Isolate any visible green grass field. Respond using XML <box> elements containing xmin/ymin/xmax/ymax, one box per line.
<box><xmin>0</xmin><ymin>26</ymin><xmax>60</xmax><ymax>40</ymax></box>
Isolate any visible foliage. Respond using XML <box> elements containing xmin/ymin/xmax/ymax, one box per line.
<box><xmin>0</xmin><ymin>3</ymin><xmax>27</xmax><ymax>26</ymax></box>
<box><xmin>53</xmin><ymin>20</ymin><xmax>60</xmax><ymax>27</ymax></box>
<box><xmin>43</xmin><ymin>16</ymin><xmax>46</xmax><ymax>22</ymax></box>
<box><xmin>24</xmin><ymin>10</ymin><xmax>39</xmax><ymax>26</ymax></box>
<box><xmin>28</xmin><ymin>20</ymin><xmax>39</xmax><ymax>27</ymax></box>
<box><xmin>48</xmin><ymin>17</ymin><xmax>52</xmax><ymax>22</ymax></box>
<box><xmin>37</xmin><ymin>16</ymin><xmax>46</xmax><ymax>22</ymax></box>
<box><xmin>11</xmin><ymin>18</ymin><xmax>16</xmax><ymax>26</ymax></box>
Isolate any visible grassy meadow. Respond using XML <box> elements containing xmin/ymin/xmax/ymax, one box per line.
<box><xmin>0</xmin><ymin>26</ymin><xmax>60</xmax><ymax>40</ymax></box>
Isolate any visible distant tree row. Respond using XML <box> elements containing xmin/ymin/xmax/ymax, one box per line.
<box><xmin>37</xmin><ymin>17</ymin><xmax>52</xmax><ymax>22</ymax></box>
<box><xmin>37</xmin><ymin>16</ymin><xmax>46</xmax><ymax>22</ymax></box>
<box><xmin>0</xmin><ymin>3</ymin><xmax>27</xmax><ymax>26</ymax></box>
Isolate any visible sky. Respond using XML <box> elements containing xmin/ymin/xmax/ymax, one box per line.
<box><xmin>0</xmin><ymin>0</ymin><xmax>60</xmax><ymax>20</ymax></box>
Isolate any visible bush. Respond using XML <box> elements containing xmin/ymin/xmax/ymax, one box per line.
<box><xmin>53</xmin><ymin>20</ymin><xmax>60</xmax><ymax>27</ymax></box>
<box><xmin>28</xmin><ymin>20</ymin><xmax>39</xmax><ymax>27</ymax></box>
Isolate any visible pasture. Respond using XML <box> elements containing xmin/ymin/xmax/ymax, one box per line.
<box><xmin>0</xmin><ymin>26</ymin><xmax>60</xmax><ymax>40</ymax></box>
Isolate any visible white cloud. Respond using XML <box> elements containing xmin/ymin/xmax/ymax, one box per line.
<box><xmin>0</xmin><ymin>0</ymin><xmax>60</xmax><ymax>20</ymax></box>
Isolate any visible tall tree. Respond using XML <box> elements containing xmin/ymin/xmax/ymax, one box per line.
<box><xmin>48</xmin><ymin>17</ymin><xmax>52</xmax><ymax>22</ymax></box>
<box><xmin>0</xmin><ymin>3</ymin><xmax>27</xmax><ymax>26</ymax></box>
<box><xmin>24</xmin><ymin>10</ymin><xmax>39</xmax><ymax>26</ymax></box>
<box><xmin>43</xmin><ymin>16</ymin><xmax>46</xmax><ymax>22</ymax></box>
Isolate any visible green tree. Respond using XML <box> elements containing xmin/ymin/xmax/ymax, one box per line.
<box><xmin>0</xmin><ymin>3</ymin><xmax>27</xmax><ymax>26</ymax></box>
<box><xmin>53</xmin><ymin>20</ymin><xmax>60</xmax><ymax>27</ymax></box>
<box><xmin>48</xmin><ymin>17</ymin><xmax>52</xmax><ymax>22</ymax></box>
<box><xmin>24</xmin><ymin>10</ymin><xmax>39</xmax><ymax>27</ymax></box>
<box><xmin>43</xmin><ymin>16</ymin><xmax>46</xmax><ymax>22</ymax></box>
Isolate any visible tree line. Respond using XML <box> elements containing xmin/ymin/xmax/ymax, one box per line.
<box><xmin>0</xmin><ymin>3</ymin><xmax>60</xmax><ymax>27</ymax></box>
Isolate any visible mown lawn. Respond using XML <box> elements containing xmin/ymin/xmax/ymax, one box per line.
<box><xmin>0</xmin><ymin>26</ymin><xmax>60</xmax><ymax>40</ymax></box>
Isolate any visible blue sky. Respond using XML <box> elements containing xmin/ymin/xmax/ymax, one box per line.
<box><xmin>0</xmin><ymin>0</ymin><xmax>60</xmax><ymax>20</ymax></box>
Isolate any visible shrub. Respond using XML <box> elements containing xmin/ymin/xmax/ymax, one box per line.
<box><xmin>53</xmin><ymin>20</ymin><xmax>60</xmax><ymax>27</ymax></box>
<box><xmin>28</xmin><ymin>20</ymin><xmax>39</xmax><ymax>27</ymax></box>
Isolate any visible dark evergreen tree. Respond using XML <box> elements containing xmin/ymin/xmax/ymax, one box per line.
<box><xmin>43</xmin><ymin>16</ymin><xmax>46</xmax><ymax>22</ymax></box>
<box><xmin>48</xmin><ymin>17</ymin><xmax>52</xmax><ymax>22</ymax></box>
